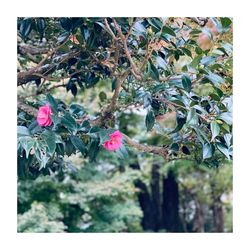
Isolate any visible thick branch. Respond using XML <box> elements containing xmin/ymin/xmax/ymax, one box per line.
<box><xmin>17</xmin><ymin>64</ymin><xmax>55</xmax><ymax>85</ymax></box>
<box><xmin>109</xmin><ymin>70</ymin><xmax>130</xmax><ymax>111</ymax></box>
<box><xmin>18</xmin><ymin>44</ymin><xmax>49</xmax><ymax>55</ymax></box>
<box><xmin>123</xmin><ymin>134</ymin><xmax>168</xmax><ymax>160</ymax></box>
<box><xmin>17</xmin><ymin>98</ymin><xmax>38</xmax><ymax>117</ymax></box>
<box><xmin>187</xmin><ymin>17</ymin><xmax>209</xmax><ymax>27</ymax></box>
<box><xmin>17</xmin><ymin>51</ymin><xmax>80</xmax><ymax>86</ymax></box>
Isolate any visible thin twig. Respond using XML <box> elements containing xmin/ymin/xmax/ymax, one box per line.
<box><xmin>112</xmin><ymin>18</ymin><xmax>142</xmax><ymax>80</ymax></box>
<box><xmin>104</xmin><ymin>18</ymin><xmax>117</xmax><ymax>40</ymax></box>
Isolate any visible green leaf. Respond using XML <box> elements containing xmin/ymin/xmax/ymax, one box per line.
<box><xmin>156</xmin><ymin>56</ymin><xmax>168</xmax><ymax>70</ymax></box>
<box><xmin>46</xmin><ymin>94</ymin><xmax>58</xmax><ymax>113</ymax></box>
<box><xmin>59</xmin><ymin>18</ymin><xmax>72</xmax><ymax>31</ymax></box>
<box><xmin>17</xmin><ymin>126</ymin><xmax>30</xmax><ymax>137</ymax></box>
<box><xmin>190</xmin><ymin>55</ymin><xmax>202</xmax><ymax>68</ymax></box>
<box><xmin>219</xmin><ymin>112</ymin><xmax>232</xmax><ymax>125</ymax></box>
<box><xmin>182</xmin><ymin>48</ymin><xmax>192</xmax><ymax>58</ymax></box>
<box><xmin>162</xmin><ymin>26</ymin><xmax>176</xmax><ymax>37</ymax></box>
<box><xmin>216</xmin><ymin>142</ymin><xmax>230</xmax><ymax>160</ymax></box>
<box><xmin>56</xmin><ymin>143</ymin><xmax>65</xmax><ymax>156</ymax></box>
<box><xmin>51</xmin><ymin>115</ymin><xmax>61</xmax><ymax>127</ymax></box>
<box><xmin>224</xmin><ymin>133</ymin><xmax>232</xmax><ymax>148</ymax></box>
<box><xmin>20</xmin><ymin>18</ymin><xmax>32</xmax><ymax>39</ymax></box>
<box><xmin>203</xmin><ymin>143</ymin><xmax>213</xmax><ymax>160</ymax></box>
<box><xmin>69</xmin><ymin>104</ymin><xmax>85</xmax><ymax>117</ymax></box>
<box><xmin>192</xmin><ymin>126</ymin><xmax>210</xmax><ymax>144</ymax></box>
<box><xmin>211</xmin><ymin>121</ymin><xmax>220</xmax><ymax>141</ymax></box>
<box><xmin>133</xmin><ymin>21</ymin><xmax>147</xmax><ymax>37</ymax></box>
<box><xmin>170</xmin><ymin>114</ymin><xmax>186</xmax><ymax>134</ymax></box>
<box><xmin>147</xmin><ymin>18</ymin><xmax>162</xmax><ymax>31</ymax></box>
<box><xmin>193</xmin><ymin>105</ymin><xmax>208</xmax><ymax>115</ymax></box>
<box><xmin>88</xmin><ymin>138</ymin><xmax>100</xmax><ymax>162</ymax></box>
<box><xmin>99</xmin><ymin>91</ymin><xmax>107</xmax><ymax>102</ymax></box>
<box><xmin>19</xmin><ymin>136</ymin><xmax>35</xmax><ymax>158</ymax></box>
<box><xmin>145</xmin><ymin>110</ymin><xmax>155</xmax><ymax>131</ymax></box>
<box><xmin>35</xmin><ymin>141</ymin><xmax>50</xmax><ymax>169</ymax></box>
<box><xmin>65</xmin><ymin>139</ymin><xmax>76</xmax><ymax>156</ymax></box>
<box><xmin>170</xmin><ymin>143</ymin><xmax>179</xmax><ymax>152</ymax></box>
<box><xmin>209</xmin><ymin>93</ymin><xmax>221</xmax><ymax>101</ymax></box>
<box><xmin>70</xmin><ymin>135</ymin><xmax>85</xmax><ymax>155</ymax></box>
<box><xmin>61</xmin><ymin>112</ymin><xmax>78</xmax><ymax>134</ymax></box>
<box><xmin>182</xmin><ymin>145</ymin><xmax>190</xmax><ymax>155</ymax></box>
<box><xmin>116</xmin><ymin>144</ymin><xmax>129</xmax><ymax>159</ymax></box>
<box><xmin>182</xmin><ymin>75</ymin><xmax>192</xmax><ymax>92</ymax></box>
<box><xmin>149</xmin><ymin>60</ymin><xmax>159</xmax><ymax>81</ymax></box>
<box><xmin>28</xmin><ymin>120</ymin><xmax>43</xmax><ymax>134</ymax></box>
<box><xmin>220</xmin><ymin>17</ymin><xmax>232</xmax><ymax>28</ymax></box>
<box><xmin>36</xmin><ymin>18</ymin><xmax>46</xmax><ymax>38</ymax></box>
<box><xmin>205</xmin><ymin>72</ymin><xmax>224</xmax><ymax>86</ymax></box>
<box><xmin>186</xmin><ymin>108</ymin><xmax>198</xmax><ymax>126</ymax></box>
<box><xmin>42</xmin><ymin>130</ymin><xmax>56</xmax><ymax>155</ymax></box>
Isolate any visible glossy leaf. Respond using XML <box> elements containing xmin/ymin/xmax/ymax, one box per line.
<box><xmin>186</xmin><ymin>109</ymin><xmax>198</xmax><ymax>126</ymax></box>
<box><xmin>145</xmin><ymin>110</ymin><xmax>155</xmax><ymax>131</ymax></box>
<box><xmin>156</xmin><ymin>56</ymin><xmax>168</xmax><ymax>70</ymax></box>
<box><xmin>61</xmin><ymin>112</ymin><xmax>78</xmax><ymax>134</ymax></box>
<box><xmin>216</xmin><ymin>142</ymin><xmax>230</xmax><ymax>160</ymax></box>
<box><xmin>170</xmin><ymin>114</ymin><xmax>186</xmax><ymax>134</ymax></box>
<box><xmin>42</xmin><ymin>130</ymin><xmax>56</xmax><ymax>155</ymax></box>
<box><xmin>211</xmin><ymin>121</ymin><xmax>220</xmax><ymax>141</ymax></box>
<box><xmin>203</xmin><ymin>143</ymin><xmax>213</xmax><ymax>160</ymax></box>
<box><xmin>220</xmin><ymin>17</ymin><xmax>232</xmax><ymax>28</ymax></box>
<box><xmin>162</xmin><ymin>26</ymin><xmax>176</xmax><ymax>37</ymax></box>
<box><xmin>46</xmin><ymin>94</ymin><xmax>58</xmax><ymax>113</ymax></box>
<box><xmin>182</xmin><ymin>75</ymin><xmax>192</xmax><ymax>92</ymax></box>
<box><xmin>219</xmin><ymin>112</ymin><xmax>232</xmax><ymax>125</ymax></box>
<box><xmin>17</xmin><ymin>126</ymin><xmax>30</xmax><ymax>137</ymax></box>
<box><xmin>88</xmin><ymin>138</ymin><xmax>100</xmax><ymax>162</ymax></box>
<box><xmin>19</xmin><ymin>136</ymin><xmax>35</xmax><ymax>158</ymax></box>
<box><xmin>70</xmin><ymin>135</ymin><xmax>85</xmax><ymax>155</ymax></box>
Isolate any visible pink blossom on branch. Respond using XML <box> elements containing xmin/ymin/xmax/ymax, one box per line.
<box><xmin>103</xmin><ymin>130</ymin><xmax>123</xmax><ymax>151</ymax></box>
<box><xmin>37</xmin><ymin>104</ymin><xmax>52</xmax><ymax>127</ymax></box>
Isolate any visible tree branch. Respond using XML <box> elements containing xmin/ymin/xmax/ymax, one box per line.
<box><xmin>123</xmin><ymin>134</ymin><xmax>168</xmax><ymax>160</ymax></box>
<box><xmin>18</xmin><ymin>44</ymin><xmax>49</xmax><ymax>55</ymax></box>
<box><xmin>187</xmin><ymin>17</ymin><xmax>209</xmax><ymax>27</ymax></box>
<box><xmin>17</xmin><ymin>51</ymin><xmax>80</xmax><ymax>85</ymax></box>
<box><xmin>17</xmin><ymin>98</ymin><xmax>38</xmax><ymax>117</ymax></box>
<box><xmin>109</xmin><ymin>70</ymin><xmax>130</xmax><ymax>111</ymax></box>
<box><xmin>104</xmin><ymin>18</ymin><xmax>117</xmax><ymax>40</ymax></box>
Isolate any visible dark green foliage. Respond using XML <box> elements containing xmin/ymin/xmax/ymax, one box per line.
<box><xmin>145</xmin><ymin>110</ymin><xmax>155</xmax><ymax>131</ymax></box>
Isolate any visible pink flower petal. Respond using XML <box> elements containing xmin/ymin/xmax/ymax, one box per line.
<box><xmin>103</xmin><ymin>130</ymin><xmax>123</xmax><ymax>151</ymax></box>
<box><xmin>37</xmin><ymin>104</ymin><xmax>52</xmax><ymax>127</ymax></box>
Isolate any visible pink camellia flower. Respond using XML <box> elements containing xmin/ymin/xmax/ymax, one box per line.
<box><xmin>37</xmin><ymin>104</ymin><xmax>52</xmax><ymax>127</ymax></box>
<box><xmin>103</xmin><ymin>130</ymin><xmax>123</xmax><ymax>151</ymax></box>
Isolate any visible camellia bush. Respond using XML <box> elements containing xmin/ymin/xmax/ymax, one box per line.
<box><xmin>17</xmin><ymin>17</ymin><xmax>232</xmax><ymax>176</ymax></box>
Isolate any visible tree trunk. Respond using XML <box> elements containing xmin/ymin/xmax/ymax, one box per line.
<box><xmin>162</xmin><ymin>169</ymin><xmax>182</xmax><ymax>232</ymax></box>
<box><xmin>211</xmin><ymin>182</ymin><xmax>224</xmax><ymax>232</ymax></box>
<box><xmin>193</xmin><ymin>200</ymin><xmax>205</xmax><ymax>232</ymax></box>
<box><xmin>134</xmin><ymin>179</ymin><xmax>154</xmax><ymax>231</ymax></box>
<box><xmin>131</xmin><ymin>163</ymin><xmax>161</xmax><ymax>231</ymax></box>
<box><xmin>130</xmin><ymin>163</ymin><xmax>154</xmax><ymax>230</ymax></box>
<box><xmin>212</xmin><ymin>199</ymin><xmax>224</xmax><ymax>232</ymax></box>
<box><xmin>150</xmin><ymin>164</ymin><xmax>161</xmax><ymax>231</ymax></box>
